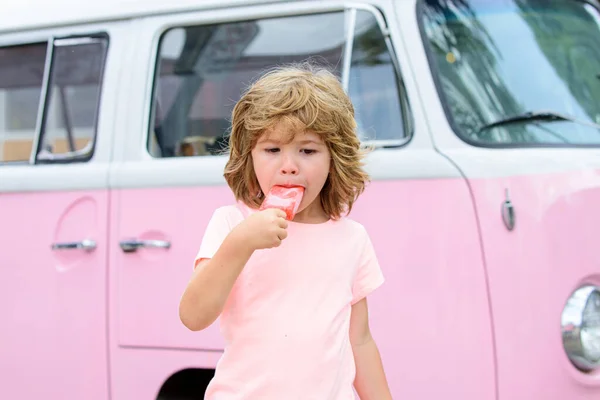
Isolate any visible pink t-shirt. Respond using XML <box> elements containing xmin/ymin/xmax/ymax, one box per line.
<box><xmin>194</xmin><ymin>203</ymin><xmax>384</xmax><ymax>399</ymax></box>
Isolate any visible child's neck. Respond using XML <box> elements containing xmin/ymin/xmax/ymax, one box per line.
<box><xmin>292</xmin><ymin>202</ymin><xmax>329</xmax><ymax>224</ymax></box>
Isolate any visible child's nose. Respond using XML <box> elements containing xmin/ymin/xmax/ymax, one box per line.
<box><xmin>280</xmin><ymin>154</ymin><xmax>298</xmax><ymax>175</ymax></box>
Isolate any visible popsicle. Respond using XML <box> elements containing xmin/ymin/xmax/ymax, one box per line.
<box><xmin>259</xmin><ymin>185</ymin><xmax>305</xmax><ymax>220</ymax></box>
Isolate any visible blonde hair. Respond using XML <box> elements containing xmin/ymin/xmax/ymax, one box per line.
<box><xmin>224</xmin><ymin>62</ymin><xmax>369</xmax><ymax>219</ymax></box>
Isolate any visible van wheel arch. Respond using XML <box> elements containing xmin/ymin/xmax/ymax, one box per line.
<box><xmin>156</xmin><ymin>368</ymin><xmax>215</xmax><ymax>400</ymax></box>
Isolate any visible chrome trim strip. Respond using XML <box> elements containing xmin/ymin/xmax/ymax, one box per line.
<box><xmin>341</xmin><ymin>7</ymin><xmax>356</xmax><ymax>93</ymax></box>
<box><xmin>29</xmin><ymin>38</ymin><xmax>54</xmax><ymax>164</ymax></box>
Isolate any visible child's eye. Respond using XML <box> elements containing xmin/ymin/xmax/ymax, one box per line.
<box><xmin>301</xmin><ymin>149</ymin><xmax>317</xmax><ymax>155</ymax></box>
<box><xmin>265</xmin><ymin>148</ymin><xmax>280</xmax><ymax>153</ymax></box>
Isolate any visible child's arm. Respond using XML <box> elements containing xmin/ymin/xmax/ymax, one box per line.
<box><xmin>350</xmin><ymin>297</ymin><xmax>392</xmax><ymax>400</ymax></box>
<box><xmin>179</xmin><ymin>208</ymin><xmax>287</xmax><ymax>331</ymax></box>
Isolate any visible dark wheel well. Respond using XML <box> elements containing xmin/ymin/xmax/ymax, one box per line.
<box><xmin>156</xmin><ymin>368</ymin><xmax>215</xmax><ymax>400</ymax></box>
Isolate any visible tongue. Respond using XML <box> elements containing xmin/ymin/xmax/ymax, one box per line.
<box><xmin>259</xmin><ymin>186</ymin><xmax>305</xmax><ymax>220</ymax></box>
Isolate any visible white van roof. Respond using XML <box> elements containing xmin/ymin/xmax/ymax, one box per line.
<box><xmin>0</xmin><ymin>0</ymin><xmax>299</xmax><ymax>33</ymax></box>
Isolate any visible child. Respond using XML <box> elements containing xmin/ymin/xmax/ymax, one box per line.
<box><xmin>179</xmin><ymin>63</ymin><xmax>392</xmax><ymax>399</ymax></box>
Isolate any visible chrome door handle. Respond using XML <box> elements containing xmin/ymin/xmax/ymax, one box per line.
<box><xmin>51</xmin><ymin>239</ymin><xmax>97</xmax><ymax>252</ymax></box>
<box><xmin>119</xmin><ymin>239</ymin><xmax>171</xmax><ymax>253</ymax></box>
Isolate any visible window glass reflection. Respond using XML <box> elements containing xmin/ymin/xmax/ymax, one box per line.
<box><xmin>421</xmin><ymin>0</ymin><xmax>600</xmax><ymax>145</ymax></box>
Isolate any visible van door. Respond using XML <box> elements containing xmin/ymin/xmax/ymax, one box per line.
<box><xmin>109</xmin><ymin>2</ymin><xmax>496</xmax><ymax>399</ymax></box>
<box><xmin>414</xmin><ymin>0</ymin><xmax>600</xmax><ymax>398</ymax></box>
<box><xmin>0</xmin><ymin>24</ymin><xmax>120</xmax><ymax>400</ymax></box>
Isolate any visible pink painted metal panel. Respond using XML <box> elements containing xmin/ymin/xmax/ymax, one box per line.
<box><xmin>468</xmin><ymin>169</ymin><xmax>600</xmax><ymax>399</ymax></box>
<box><xmin>0</xmin><ymin>190</ymin><xmax>109</xmax><ymax>400</ymax></box>
<box><xmin>351</xmin><ymin>179</ymin><xmax>495</xmax><ymax>399</ymax></box>
<box><xmin>112</xmin><ymin>186</ymin><xmax>235</xmax><ymax>351</ymax></box>
<box><xmin>110</xmin><ymin>178</ymin><xmax>496</xmax><ymax>399</ymax></box>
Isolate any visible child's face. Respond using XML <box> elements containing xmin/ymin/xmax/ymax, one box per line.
<box><xmin>251</xmin><ymin>119</ymin><xmax>331</xmax><ymax>220</ymax></box>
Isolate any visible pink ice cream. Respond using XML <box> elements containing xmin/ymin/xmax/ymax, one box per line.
<box><xmin>259</xmin><ymin>186</ymin><xmax>305</xmax><ymax>220</ymax></box>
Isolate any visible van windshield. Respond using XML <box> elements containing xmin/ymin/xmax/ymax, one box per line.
<box><xmin>419</xmin><ymin>0</ymin><xmax>600</xmax><ymax>146</ymax></box>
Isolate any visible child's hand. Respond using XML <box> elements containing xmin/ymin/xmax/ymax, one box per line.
<box><xmin>238</xmin><ymin>208</ymin><xmax>288</xmax><ymax>250</ymax></box>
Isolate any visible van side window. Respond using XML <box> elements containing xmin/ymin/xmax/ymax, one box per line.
<box><xmin>148</xmin><ymin>8</ymin><xmax>409</xmax><ymax>158</ymax></box>
<box><xmin>37</xmin><ymin>37</ymin><xmax>108</xmax><ymax>162</ymax></box>
<box><xmin>0</xmin><ymin>43</ymin><xmax>47</xmax><ymax>163</ymax></box>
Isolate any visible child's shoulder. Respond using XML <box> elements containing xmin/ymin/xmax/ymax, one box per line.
<box><xmin>337</xmin><ymin>216</ymin><xmax>364</xmax><ymax>229</ymax></box>
<box><xmin>208</xmin><ymin>203</ymin><xmax>246</xmax><ymax>226</ymax></box>
<box><xmin>334</xmin><ymin>216</ymin><xmax>370</xmax><ymax>238</ymax></box>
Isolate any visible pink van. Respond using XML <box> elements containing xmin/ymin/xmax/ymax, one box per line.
<box><xmin>1</xmin><ymin>0</ymin><xmax>599</xmax><ymax>398</ymax></box>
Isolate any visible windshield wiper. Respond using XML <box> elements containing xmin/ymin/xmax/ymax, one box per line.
<box><xmin>477</xmin><ymin>110</ymin><xmax>600</xmax><ymax>134</ymax></box>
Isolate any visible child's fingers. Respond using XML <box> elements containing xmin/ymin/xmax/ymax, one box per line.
<box><xmin>274</xmin><ymin>209</ymin><xmax>287</xmax><ymax>219</ymax></box>
<box><xmin>278</xmin><ymin>218</ymin><xmax>288</xmax><ymax>229</ymax></box>
<box><xmin>278</xmin><ymin>228</ymin><xmax>288</xmax><ymax>241</ymax></box>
